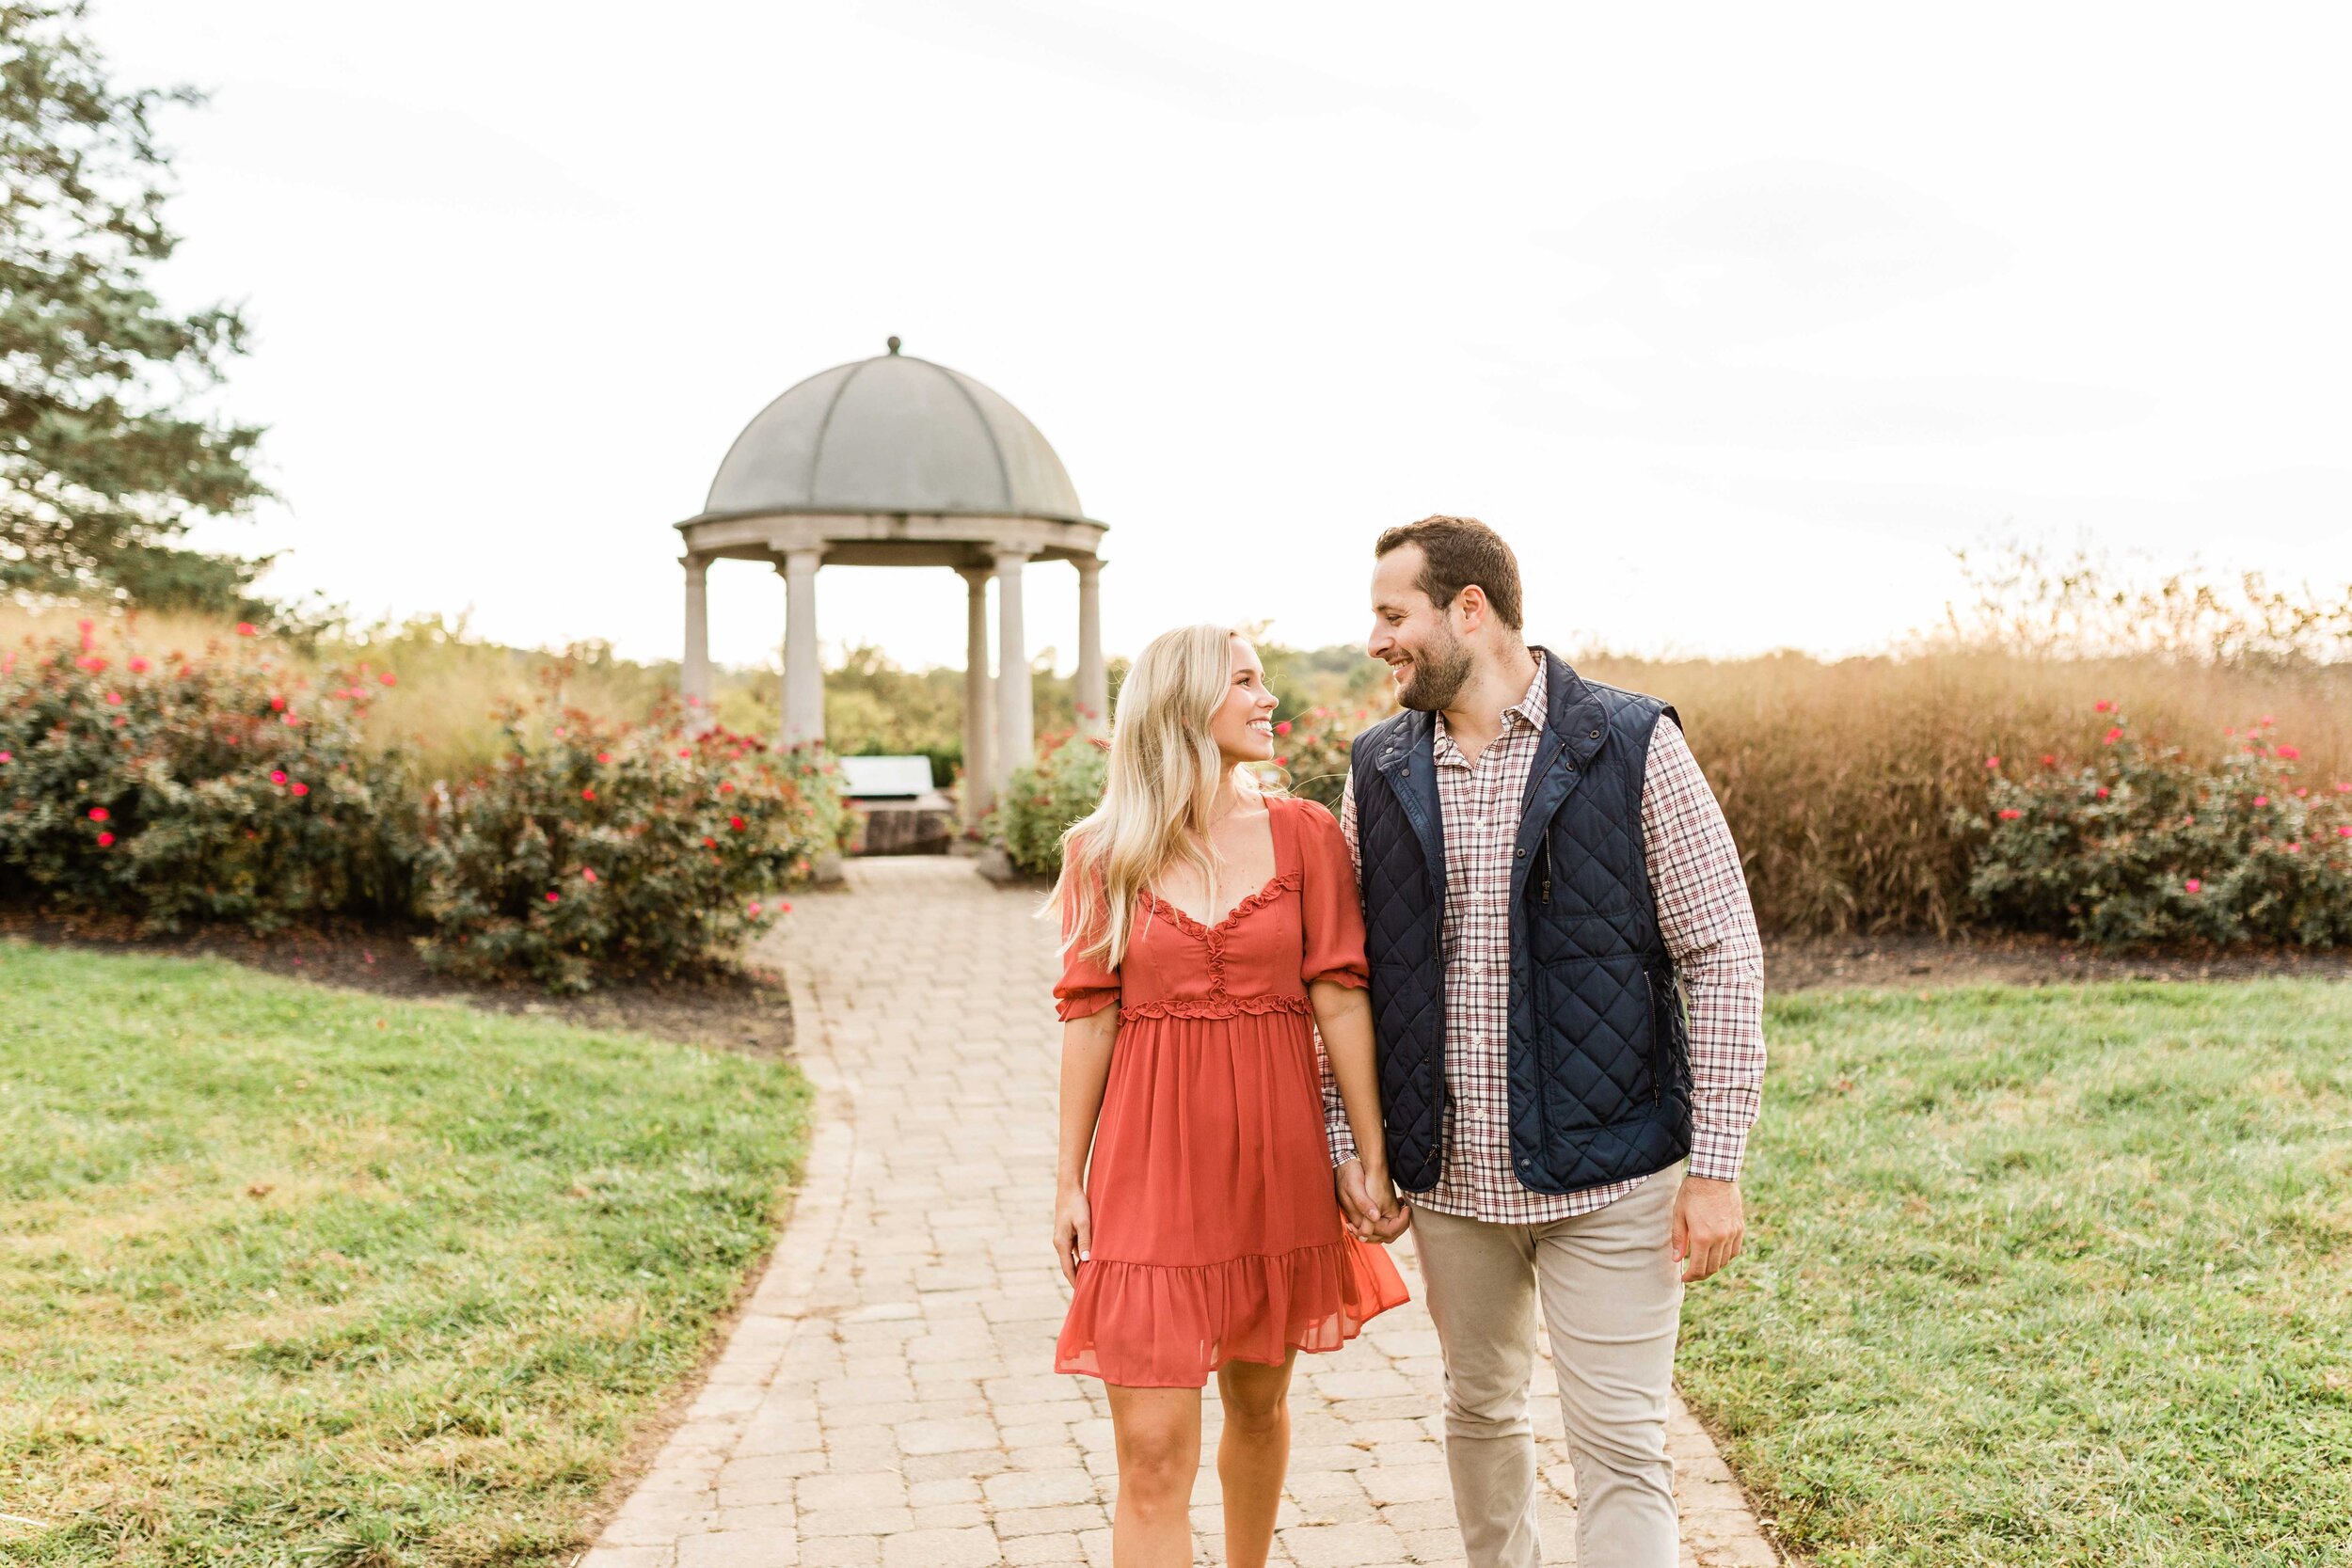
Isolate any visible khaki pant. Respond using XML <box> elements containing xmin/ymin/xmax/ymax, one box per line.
<box><xmin>1410</xmin><ymin>1164</ymin><xmax>1685</xmax><ymax>1568</ymax></box>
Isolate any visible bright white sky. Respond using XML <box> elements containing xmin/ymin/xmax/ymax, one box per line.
<box><xmin>103</xmin><ymin>2</ymin><xmax>2352</xmax><ymax>673</ymax></box>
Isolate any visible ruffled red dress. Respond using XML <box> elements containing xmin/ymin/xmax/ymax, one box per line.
<box><xmin>1054</xmin><ymin>794</ymin><xmax>1409</xmax><ymax>1388</ymax></box>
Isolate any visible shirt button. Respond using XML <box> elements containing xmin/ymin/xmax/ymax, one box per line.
<box><xmin>1470</xmin><ymin>1037</ymin><xmax>1486</xmax><ymax>1048</ymax></box>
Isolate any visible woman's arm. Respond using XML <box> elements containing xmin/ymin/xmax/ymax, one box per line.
<box><xmin>1053</xmin><ymin>1006</ymin><xmax>1119</xmax><ymax>1284</ymax></box>
<box><xmin>1309</xmin><ymin>981</ymin><xmax>1395</xmax><ymax>1228</ymax></box>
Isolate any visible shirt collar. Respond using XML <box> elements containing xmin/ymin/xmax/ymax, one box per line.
<box><xmin>1431</xmin><ymin>648</ymin><xmax>1549</xmax><ymax>764</ymax></box>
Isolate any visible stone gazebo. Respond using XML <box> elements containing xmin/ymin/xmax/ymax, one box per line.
<box><xmin>675</xmin><ymin>340</ymin><xmax>1108</xmax><ymax>826</ymax></box>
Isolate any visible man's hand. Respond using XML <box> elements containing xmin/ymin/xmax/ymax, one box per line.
<box><xmin>1336</xmin><ymin>1158</ymin><xmax>1412</xmax><ymax>1243</ymax></box>
<box><xmin>1671</xmin><ymin>1176</ymin><xmax>1744</xmax><ymax>1283</ymax></box>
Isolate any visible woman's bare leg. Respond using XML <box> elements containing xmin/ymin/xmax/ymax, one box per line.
<box><xmin>1215</xmin><ymin>1353</ymin><xmax>1298</xmax><ymax>1568</ymax></box>
<box><xmin>1106</xmin><ymin>1384</ymin><xmax>1202</xmax><ymax>1567</ymax></box>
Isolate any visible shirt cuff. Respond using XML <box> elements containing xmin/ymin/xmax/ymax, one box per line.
<box><xmin>1686</xmin><ymin>1117</ymin><xmax>1749</xmax><ymax>1183</ymax></box>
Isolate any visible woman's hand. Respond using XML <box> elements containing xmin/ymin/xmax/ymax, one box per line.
<box><xmin>1359</xmin><ymin>1158</ymin><xmax>1409</xmax><ymax>1242</ymax></box>
<box><xmin>1337</xmin><ymin>1157</ymin><xmax>1412</xmax><ymax>1244</ymax></box>
<box><xmin>1053</xmin><ymin>1184</ymin><xmax>1092</xmax><ymax>1285</ymax></box>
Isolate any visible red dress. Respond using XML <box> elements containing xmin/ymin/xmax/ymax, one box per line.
<box><xmin>1054</xmin><ymin>794</ymin><xmax>1409</xmax><ymax>1387</ymax></box>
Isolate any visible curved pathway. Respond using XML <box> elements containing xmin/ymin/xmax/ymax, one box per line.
<box><xmin>580</xmin><ymin>858</ymin><xmax>1779</xmax><ymax>1567</ymax></box>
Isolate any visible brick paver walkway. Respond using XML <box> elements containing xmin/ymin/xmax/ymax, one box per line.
<box><xmin>580</xmin><ymin>859</ymin><xmax>1779</xmax><ymax>1567</ymax></box>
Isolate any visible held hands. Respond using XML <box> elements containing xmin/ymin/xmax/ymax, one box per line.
<box><xmin>1335</xmin><ymin>1158</ymin><xmax>1411</xmax><ymax>1244</ymax></box>
<box><xmin>1053</xmin><ymin>1184</ymin><xmax>1091</xmax><ymax>1285</ymax></box>
<box><xmin>1671</xmin><ymin>1176</ymin><xmax>1744</xmax><ymax>1283</ymax></box>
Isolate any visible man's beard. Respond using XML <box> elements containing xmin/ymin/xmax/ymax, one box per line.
<box><xmin>1395</xmin><ymin>630</ymin><xmax>1474</xmax><ymax>712</ymax></box>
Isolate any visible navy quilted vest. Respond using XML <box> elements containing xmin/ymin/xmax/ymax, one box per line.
<box><xmin>1350</xmin><ymin>651</ymin><xmax>1693</xmax><ymax>1196</ymax></box>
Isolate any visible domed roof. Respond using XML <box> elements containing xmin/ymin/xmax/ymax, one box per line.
<box><xmin>703</xmin><ymin>343</ymin><xmax>1087</xmax><ymax>523</ymax></box>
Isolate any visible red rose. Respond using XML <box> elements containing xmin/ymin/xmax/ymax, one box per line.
<box><xmin>271</xmin><ymin>769</ymin><xmax>288</xmax><ymax>785</ymax></box>
<box><xmin>2185</xmin><ymin>879</ymin><xmax>2202</xmax><ymax>894</ymax></box>
<box><xmin>1275</xmin><ymin>721</ymin><xmax>1292</xmax><ymax>736</ymax></box>
<box><xmin>87</xmin><ymin>807</ymin><xmax>109</xmax><ymax>822</ymax></box>
<box><xmin>545</xmin><ymin>891</ymin><xmax>560</xmax><ymax>903</ymax></box>
<box><xmin>581</xmin><ymin>867</ymin><xmax>598</xmax><ymax>882</ymax></box>
<box><xmin>2277</xmin><ymin>745</ymin><xmax>2302</xmax><ymax>760</ymax></box>
<box><xmin>729</xmin><ymin>815</ymin><xmax>745</xmax><ymax>832</ymax></box>
<box><xmin>96</xmin><ymin>831</ymin><xmax>114</xmax><ymax>847</ymax></box>
<box><xmin>235</xmin><ymin>622</ymin><xmax>258</xmax><ymax>636</ymax></box>
<box><xmin>290</xmin><ymin>782</ymin><xmax>309</xmax><ymax>797</ymax></box>
<box><xmin>130</xmin><ymin>657</ymin><xmax>149</xmax><ymax>673</ymax></box>
<box><xmin>1997</xmin><ymin>808</ymin><xmax>2022</xmax><ymax>820</ymax></box>
<box><xmin>580</xmin><ymin>787</ymin><xmax>596</xmax><ymax>800</ymax></box>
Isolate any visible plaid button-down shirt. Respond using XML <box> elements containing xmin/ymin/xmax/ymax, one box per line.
<box><xmin>1323</xmin><ymin>652</ymin><xmax>1766</xmax><ymax>1222</ymax></box>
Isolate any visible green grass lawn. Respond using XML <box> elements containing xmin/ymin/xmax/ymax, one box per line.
<box><xmin>0</xmin><ymin>943</ymin><xmax>809</xmax><ymax>1566</ymax></box>
<box><xmin>1681</xmin><ymin>980</ymin><xmax>2352</xmax><ymax>1568</ymax></box>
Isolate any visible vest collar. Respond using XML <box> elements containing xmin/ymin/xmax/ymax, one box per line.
<box><xmin>1539</xmin><ymin>649</ymin><xmax>1612</xmax><ymax>767</ymax></box>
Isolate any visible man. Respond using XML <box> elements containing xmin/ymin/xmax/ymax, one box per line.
<box><xmin>1322</xmin><ymin>515</ymin><xmax>1765</xmax><ymax>1568</ymax></box>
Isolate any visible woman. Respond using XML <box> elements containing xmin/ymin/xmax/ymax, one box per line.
<box><xmin>1049</xmin><ymin>625</ymin><xmax>1407</xmax><ymax>1568</ymax></box>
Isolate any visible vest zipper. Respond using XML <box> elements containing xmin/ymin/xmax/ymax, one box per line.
<box><xmin>1648</xmin><ymin>968</ymin><xmax>1672</xmax><ymax>1106</ymax></box>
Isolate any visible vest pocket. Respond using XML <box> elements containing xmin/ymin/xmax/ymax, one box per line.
<box><xmin>1532</xmin><ymin>952</ymin><xmax>1653</xmax><ymax>1132</ymax></box>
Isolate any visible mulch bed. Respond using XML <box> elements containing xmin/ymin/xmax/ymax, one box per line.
<box><xmin>0</xmin><ymin>910</ymin><xmax>792</xmax><ymax>1057</ymax></box>
<box><xmin>1768</xmin><ymin>928</ymin><xmax>2352</xmax><ymax>990</ymax></box>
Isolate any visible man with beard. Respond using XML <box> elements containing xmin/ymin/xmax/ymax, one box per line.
<box><xmin>1322</xmin><ymin>515</ymin><xmax>1766</xmax><ymax>1568</ymax></box>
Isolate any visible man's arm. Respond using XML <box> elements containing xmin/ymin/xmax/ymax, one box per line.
<box><xmin>1641</xmin><ymin>716</ymin><xmax>1765</xmax><ymax>1280</ymax></box>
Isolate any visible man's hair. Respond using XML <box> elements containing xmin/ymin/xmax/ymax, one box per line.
<box><xmin>1374</xmin><ymin>515</ymin><xmax>1524</xmax><ymax>632</ymax></box>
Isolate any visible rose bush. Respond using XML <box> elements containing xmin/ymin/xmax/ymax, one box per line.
<box><xmin>0</xmin><ymin>624</ymin><xmax>848</xmax><ymax>986</ymax></box>
<box><xmin>414</xmin><ymin>714</ymin><xmax>843</xmax><ymax>991</ymax></box>
<box><xmin>0</xmin><ymin>623</ymin><xmax>411</xmax><ymax>928</ymax></box>
<box><xmin>1268</xmin><ymin>702</ymin><xmax>1384</xmax><ymax>813</ymax></box>
<box><xmin>1960</xmin><ymin>706</ymin><xmax>2352</xmax><ymax>948</ymax></box>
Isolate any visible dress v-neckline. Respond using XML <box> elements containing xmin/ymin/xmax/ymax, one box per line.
<box><xmin>1146</xmin><ymin>869</ymin><xmax>1288</xmax><ymax>936</ymax></box>
<box><xmin>1144</xmin><ymin>801</ymin><xmax>1289</xmax><ymax>934</ymax></box>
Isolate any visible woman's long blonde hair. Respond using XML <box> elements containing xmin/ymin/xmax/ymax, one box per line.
<box><xmin>1049</xmin><ymin>624</ymin><xmax>1267</xmax><ymax>972</ymax></box>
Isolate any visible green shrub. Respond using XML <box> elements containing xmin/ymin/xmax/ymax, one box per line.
<box><xmin>992</xmin><ymin>731</ymin><xmax>1106</xmax><ymax>877</ymax></box>
<box><xmin>0</xmin><ymin>621</ymin><xmax>411</xmax><ymax>928</ymax></box>
<box><xmin>1959</xmin><ymin>705</ymin><xmax>2352</xmax><ymax>947</ymax></box>
<box><xmin>414</xmin><ymin>715</ymin><xmax>843</xmax><ymax>991</ymax></box>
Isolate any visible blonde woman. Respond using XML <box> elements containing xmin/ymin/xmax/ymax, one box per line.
<box><xmin>1049</xmin><ymin>625</ymin><xmax>1407</xmax><ymax>1568</ymax></box>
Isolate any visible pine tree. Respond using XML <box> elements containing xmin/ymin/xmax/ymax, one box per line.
<box><xmin>1</xmin><ymin>1</ymin><xmax>269</xmax><ymax>613</ymax></box>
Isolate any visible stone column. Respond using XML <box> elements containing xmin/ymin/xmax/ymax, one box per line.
<box><xmin>1074</xmin><ymin>556</ymin><xmax>1107</xmax><ymax>736</ymax></box>
<box><xmin>680</xmin><ymin>554</ymin><xmax>712</xmax><ymax>714</ymax></box>
<box><xmin>958</xmin><ymin>566</ymin><xmax>997</xmax><ymax>826</ymax></box>
<box><xmin>993</xmin><ymin>547</ymin><xmax>1035</xmax><ymax>788</ymax></box>
<box><xmin>780</xmin><ymin>549</ymin><xmax>824</xmax><ymax>748</ymax></box>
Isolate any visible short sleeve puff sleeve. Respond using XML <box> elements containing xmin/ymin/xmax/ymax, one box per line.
<box><xmin>1052</xmin><ymin>870</ymin><xmax>1121</xmax><ymax>1022</ymax></box>
<box><xmin>1293</xmin><ymin>799</ymin><xmax>1370</xmax><ymax>990</ymax></box>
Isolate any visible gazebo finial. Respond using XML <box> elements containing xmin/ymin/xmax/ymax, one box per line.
<box><xmin>886</xmin><ymin>335</ymin><xmax>901</xmax><ymax>355</ymax></box>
